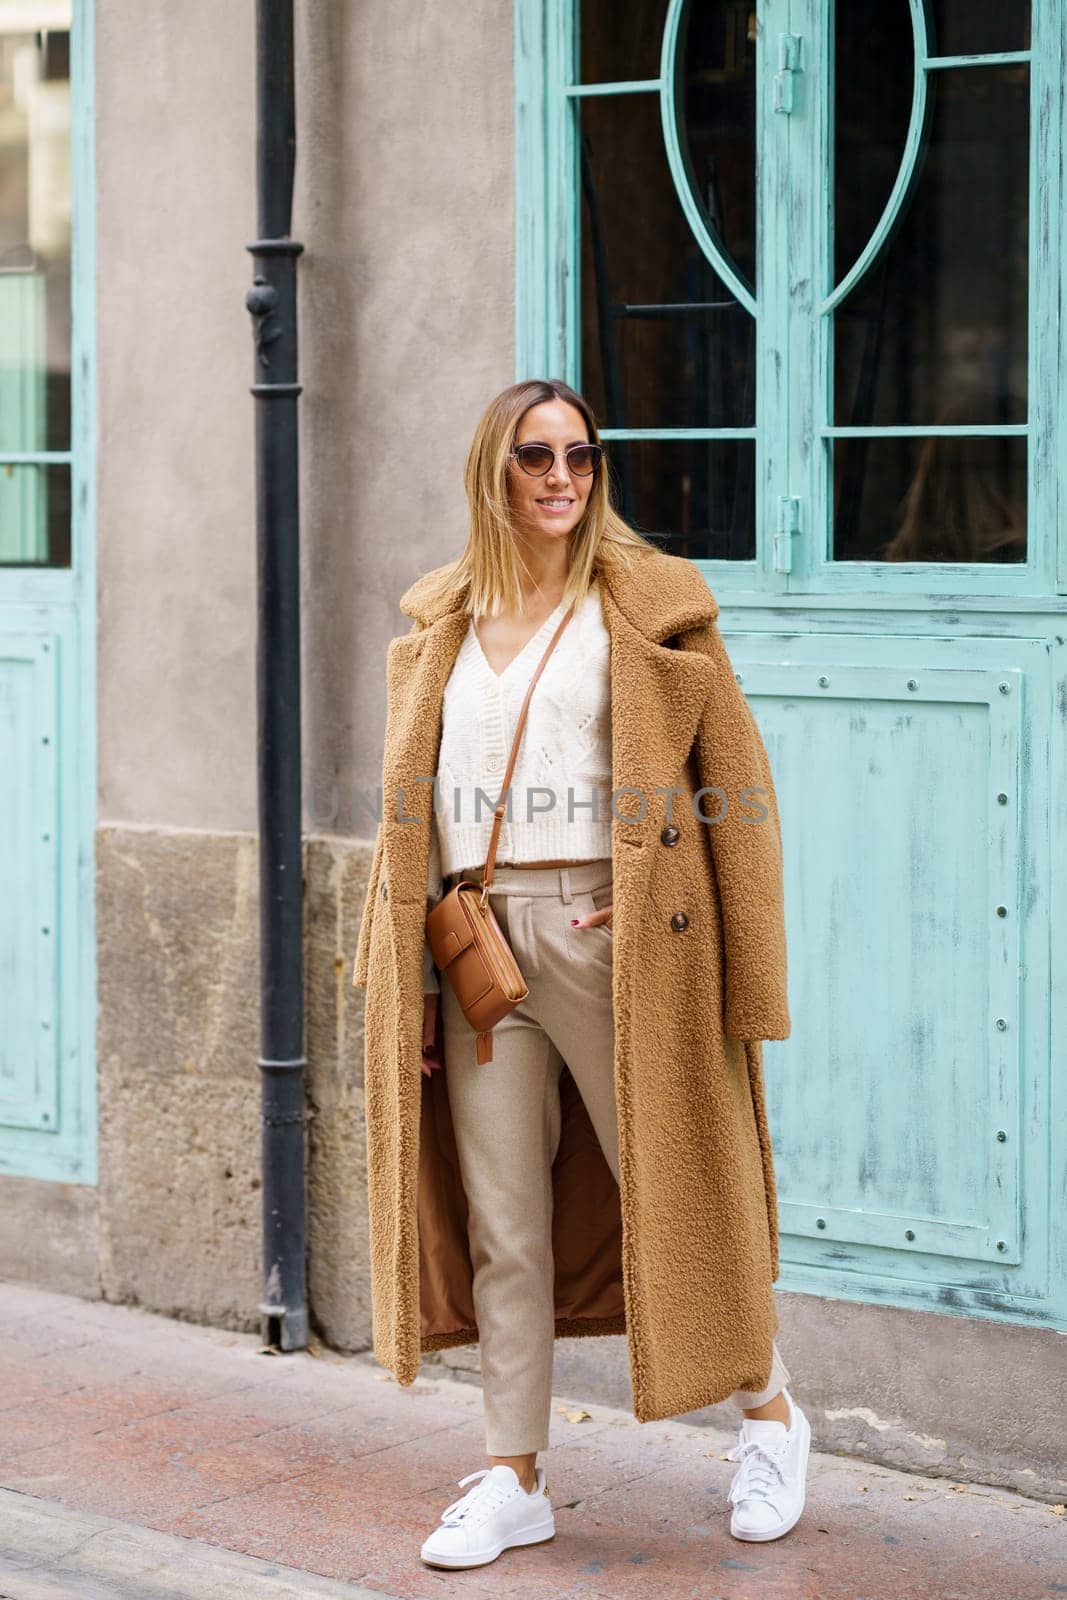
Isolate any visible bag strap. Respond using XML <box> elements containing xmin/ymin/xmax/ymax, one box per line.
<box><xmin>479</xmin><ymin>603</ymin><xmax>576</xmax><ymax>903</ymax></box>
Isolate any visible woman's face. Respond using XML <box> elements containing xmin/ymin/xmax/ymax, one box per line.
<box><xmin>507</xmin><ymin>399</ymin><xmax>596</xmax><ymax>544</ymax></box>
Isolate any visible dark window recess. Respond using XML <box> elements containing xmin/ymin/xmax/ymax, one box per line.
<box><xmin>604</xmin><ymin>438</ymin><xmax>754</xmax><ymax>562</ymax></box>
<box><xmin>832</xmin><ymin>2</ymin><xmax>1028</xmax><ymax>562</ymax></box>
<box><xmin>928</xmin><ymin>0</ymin><xmax>1030</xmax><ymax>58</ymax></box>
<box><xmin>579</xmin><ymin>1</ymin><xmax>757</xmax><ymax>559</ymax></box>
<box><xmin>833</xmin><ymin>437</ymin><xmax>1026</xmax><ymax>565</ymax></box>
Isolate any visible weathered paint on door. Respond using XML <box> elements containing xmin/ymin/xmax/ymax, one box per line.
<box><xmin>516</xmin><ymin>0</ymin><xmax>1067</xmax><ymax>1330</ymax></box>
<box><xmin>0</xmin><ymin>1</ymin><xmax>97</xmax><ymax>1184</ymax></box>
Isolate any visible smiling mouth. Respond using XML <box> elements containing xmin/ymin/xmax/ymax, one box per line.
<box><xmin>536</xmin><ymin>497</ymin><xmax>574</xmax><ymax>508</ymax></box>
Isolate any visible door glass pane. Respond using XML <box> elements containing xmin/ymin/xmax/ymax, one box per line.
<box><xmin>578</xmin><ymin>0</ymin><xmax>756</xmax><ymax>560</ymax></box>
<box><xmin>579</xmin><ymin>88</ymin><xmax>754</xmax><ymax>434</ymax></box>
<box><xmin>0</xmin><ymin>7</ymin><xmax>72</xmax><ymax>567</ymax></box>
<box><xmin>579</xmin><ymin>92</ymin><xmax>755</xmax><ymax>438</ymax></box>
<box><xmin>833</xmin><ymin>437</ymin><xmax>1026</xmax><ymax>564</ymax></box>
<box><xmin>605</xmin><ymin>438</ymin><xmax>754</xmax><ymax>561</ymax></box>
<box><xmin>0</xmin><ymin>461</ymin><xmax>70</xmax><ymax>565</ymax></box>
<box><xmin>833</xmin><ymin>13</ymin><xmax>912</xmax><ymax>300</ymax></box>
<box><xmin>579</xmin><ymin>0</ymin><xmax>669</xmax><ymax>83</ymax></box>
<box><xmin>676</xmin><ymin>0</ymin><xmax>756</xmax><ymax>293</ymax></box>
<box><xmin>835</xmin><ymin>63</ymin><xmax>1028</xmax><ymax>428</ymax></box>
<box><xmin>831</xmin><ymin>3</ymin><xmax>1028</xmax><ymax>563</ymax></box>
<box><xmin>929</xmin><ymin>0</ymin><xmax>1030</xmax><ymax>58</ymax></box>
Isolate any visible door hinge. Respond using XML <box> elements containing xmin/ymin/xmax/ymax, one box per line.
<box><xmin>773</xmin><ymin>495</ymin><xmax>801</xmax><ymax>573</ymax></box>
<box><xmin>773</xmin><ymin>33</ymin><xmax>802</xmax><ymax>115</ymax></box>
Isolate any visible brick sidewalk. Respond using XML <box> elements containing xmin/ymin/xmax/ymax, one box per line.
<box><xmin>1</xmin><ymin>1283</ymin><xmax>1063</xmax><ymax>1599</ymax></box>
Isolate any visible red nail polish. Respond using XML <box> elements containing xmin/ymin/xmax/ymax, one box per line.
<box><xmin>570</xmin><ymin>919</ymin><xmax>579</xmax><ymax>926</ymax></box>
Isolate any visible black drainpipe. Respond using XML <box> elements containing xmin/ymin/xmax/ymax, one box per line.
<box><xmin>245</xmin><ymin>0</ymin><xmax>307</xmax><ymax>1352</ymax></box>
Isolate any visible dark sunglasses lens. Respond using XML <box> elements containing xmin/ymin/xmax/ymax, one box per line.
<box><xmin>568</xmin><ymin>445</ymin><xmax>601</xmax><ymax>475</ymax></box>
<box><xmin>515</xmin><ymin>445</ymin><xmax>555</xmax><ymax>474</ymax></box>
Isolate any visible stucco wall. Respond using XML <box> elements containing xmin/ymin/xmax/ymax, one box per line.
<box><xmin>96</xmin><ymin>0</ymin><xmax>515</xmax><ymax>832</ymax></box>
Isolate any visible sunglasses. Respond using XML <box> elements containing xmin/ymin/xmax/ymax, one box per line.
<box><xmin>509</xmin><ymin>441</ymin><xmax>603</xmax><ymax>477</ymax></box>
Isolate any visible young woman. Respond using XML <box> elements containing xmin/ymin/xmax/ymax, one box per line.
<box><xmin>352</xmin><ymin>378</ymin><xmax>810</xmax><ymax>1569</ymax></box>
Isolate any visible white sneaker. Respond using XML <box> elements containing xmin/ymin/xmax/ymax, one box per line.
<box><xmin>726</xmin><ymin>1386</ymin><xmax>810</xmax><ymax>1541</ymax></box>
<box><xmin>419</xmin><ymin>1463</ymin><xmax>555</xmax><ymax>1569</ymax></box>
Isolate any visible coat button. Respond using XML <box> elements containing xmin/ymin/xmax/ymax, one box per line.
<box><xmin>660</xmin><ymin>824</ymin><xmax>680</xmax><ymax>845</ymax></box>
<box><xmin>485</xmin><ymin>754</ymin><xmax>503</xmax><ymax>772</ymax></box>
<box><xmin>380</xmin><ymin>882</ymin><xmax>388</xmax><ymax>900</ymax></box>
<box><xmin>670</xmin><ymin>911</ymin><xmax>688</xmax><ymax>931</ymax></box>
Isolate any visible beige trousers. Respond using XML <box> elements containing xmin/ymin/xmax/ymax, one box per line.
<box><xmin>439</xmin><ymin>856</ymin><xmax>791</xmax><ymax>1457</ymax></box>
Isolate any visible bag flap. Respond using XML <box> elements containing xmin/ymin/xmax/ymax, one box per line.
<box><xmin>426</xmin><ymin>883</ymin><xmax>482</xmax><ymax>970</ymax></box>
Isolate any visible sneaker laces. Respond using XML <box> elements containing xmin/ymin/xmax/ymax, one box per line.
<box><xmin>726</xmin><ymin>1435</ymin><xmax>789</xmax><ymax>1506</ymax></box>
<box><xmin>439</xmin><ymin>1469</ymin><xmax>513</xmax><ymax>1528</ymax></box>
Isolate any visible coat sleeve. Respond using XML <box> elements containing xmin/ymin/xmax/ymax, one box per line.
<box><xmin>683</xmin><ymin>615</ymin><xmax>791</xmax><ymax>1042</ymax></box>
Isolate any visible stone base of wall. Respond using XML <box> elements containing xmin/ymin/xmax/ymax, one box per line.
<box><xmin>1</xmin><ymin>823</ymin><xmax>1062</xmax><ymax>1500</ymax></box>
<box><xmin>0</xmin><ymin>1176</ymin><xmax>100</xmax><ymax>1297</ymax></box>
<box><xmin>90</xmin><ymin>823</ymin><xmax>373</xmax><ymax>1340</ymax></box>
<box><xmin>539</xmin><ymin>1295</ymin><xmax>1067</xmax><ymax>1504</ymax></box>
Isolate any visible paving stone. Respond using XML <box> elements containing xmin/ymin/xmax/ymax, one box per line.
<box><xmin>1</xmin><ymin>1280</ymin><xmax>1063</xmax><ymax>1600</ymax></box>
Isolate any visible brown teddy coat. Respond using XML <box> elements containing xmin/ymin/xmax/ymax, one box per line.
<box><xmin>352</xmin><ymin>546</ymin><xmax>791</xmax><ymax>1422</ymax></box>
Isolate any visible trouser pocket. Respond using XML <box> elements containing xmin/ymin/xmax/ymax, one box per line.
<box><xmin>565</xmin><ymin>884</ymin><xmax>613</xmax><ymax>964</ymax></box>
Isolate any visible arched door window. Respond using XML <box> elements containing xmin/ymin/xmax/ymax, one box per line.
<box><xmin>517</xmin><ymin>0</ymin><xmax>1060</xmax><ymax>596</ymax></box>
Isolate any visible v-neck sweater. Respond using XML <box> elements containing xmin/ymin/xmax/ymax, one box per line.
<box><xmin>421</xmin><ymin>579</ymin><xmax>612</xmax><ymax>991</ymax></box>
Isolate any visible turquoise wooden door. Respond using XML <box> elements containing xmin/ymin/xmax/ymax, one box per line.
<box><xmin>0</xmin><ymin>2</ymin><xmax>96</xmax><ymax>1185</ymax></box>
<box><xmin>517</xmin><ymin>0</ymin><xmax>1067</xmax><ymax>1330</ymax></box>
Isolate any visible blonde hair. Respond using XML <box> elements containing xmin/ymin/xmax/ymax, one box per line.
<box><xmin>417</xmin><ymin>378</ymin><xmax>658</xmax><ymax>621</ymax></box>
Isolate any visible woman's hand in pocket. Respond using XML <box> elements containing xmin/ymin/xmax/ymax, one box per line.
<box><xmin>570</xmin><ymin>901</ymin><xmax>613</xmax><ymax>932</ymax></box>
<box><xmin>421</xmin><ymin>993</ymin><xmax>444</xmax><ymax>1077</ymax></box>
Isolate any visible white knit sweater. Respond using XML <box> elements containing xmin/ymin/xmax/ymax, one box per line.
<box><xmin>422</xmin><ymin>578</ymin><xmax>612</xmax><ymax>992</ymax></box>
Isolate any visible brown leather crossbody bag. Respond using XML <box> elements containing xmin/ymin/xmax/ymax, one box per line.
<box><xmin>425</xmin><ymin>604</ymin><xmax>576</xmax><ymax>1064</ymax></box>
